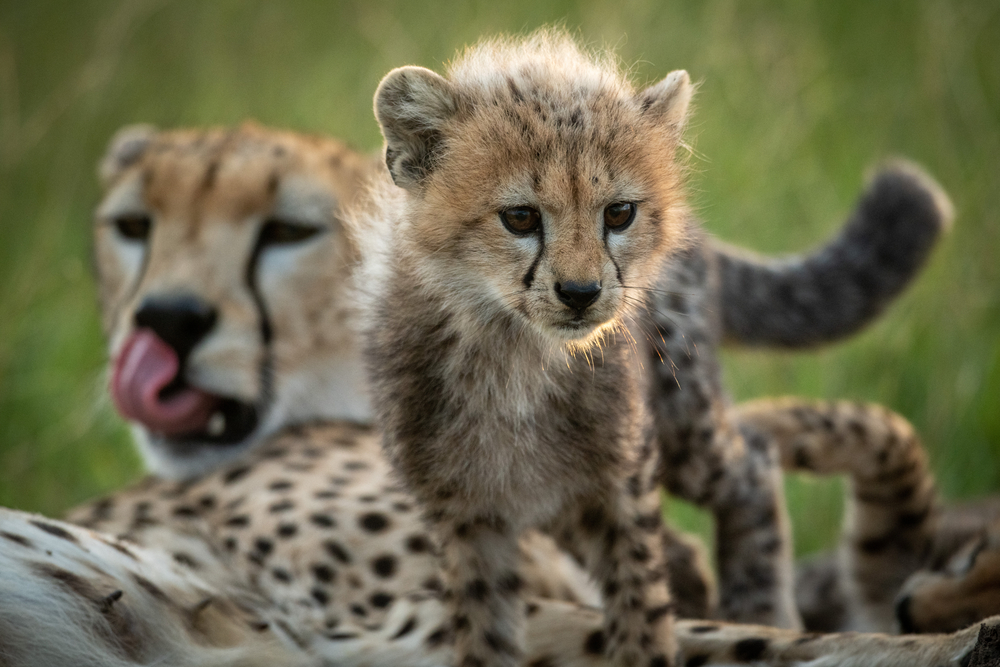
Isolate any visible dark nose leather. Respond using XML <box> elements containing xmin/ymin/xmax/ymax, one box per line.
<box><xmin>134</xmin><ymin>294</ymin><xmax>218</xmax><ymax>360</ymax></box>
<box><xmin>555</xmin><ymin>281</ymin><xmax>602</xmax><ymax>312</ymax></box>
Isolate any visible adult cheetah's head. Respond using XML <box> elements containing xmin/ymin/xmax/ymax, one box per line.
<box><xmin>95</xmin><ymin>122</ymin><xmax>376</xmax><ymax>478</ymax></box>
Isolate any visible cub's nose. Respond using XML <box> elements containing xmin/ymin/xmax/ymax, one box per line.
<box><xmin>555</xmin><ymin>281</ymin><xmax>602</xmax><ymax>312</ymax></box>
<box><xmin>134</xmin><ymin>294</ymin><xmax>218</xmax><ymax>360</ymax></box>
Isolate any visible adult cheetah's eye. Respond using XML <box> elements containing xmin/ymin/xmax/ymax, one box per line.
<box><xmin>113</xmin><ymin>214</ymin><xmax>152</xmax><ymax>242</ymax></box>
<box><xmin>258</xmin><ymin>219</ymin><xmax>322</xmax><ymax>246</ymax></box>
<box><xmin>500</xmin><ymin>207</ymin><xmax>541</xmax><ymax>235</ymax></box>
<box><xmin>604</xmin><ymin>202</ymin><xmax>636</xmax><ymax>231</ymax></box>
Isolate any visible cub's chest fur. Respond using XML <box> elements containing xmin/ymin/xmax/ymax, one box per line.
<box><xmin>372</xmin><ymin>290</ymin><xmax>637</xmax><ymax>510</ymax></box>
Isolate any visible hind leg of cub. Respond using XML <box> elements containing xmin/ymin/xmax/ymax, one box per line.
<box><xmin>648</xmin><ymin>246</ymin><xmax>799</xmax><ymax>629</ymax></box>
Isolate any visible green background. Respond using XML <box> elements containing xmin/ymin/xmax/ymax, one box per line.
<box><xmin>1</xmin><ymin>0</ymin><xmax>997</xmax><ymax>558</ymax></box>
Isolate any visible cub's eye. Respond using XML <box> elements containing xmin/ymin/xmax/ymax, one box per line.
<box><xmin>113</xmin><ymin>214</ymin><xmax>152</xmax><ymax>242</ymax></box>
<box><xmin>500</xmin><ymin>207</ymin><xmax>542</xmax><ymax>234</ymax></box>
<box><xmin>258</xmin><ymin>219</ymin><xmax>322</xmax><ymax>246</ymax></box>
<box><xmin>604</xmin><ymin>202</ymin><xmax>637</xmax><ymax>231</ymax></box>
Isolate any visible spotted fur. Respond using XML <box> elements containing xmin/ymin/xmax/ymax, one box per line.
<box><xmin>3</xmin><ymin>432</ymin><xmax>1000</xmax><ymax>666</ymax></box>
<box><xmin>738</xmin><ymin>398</ymin><xmax>1000</xmax><ymax>636</ymax></box>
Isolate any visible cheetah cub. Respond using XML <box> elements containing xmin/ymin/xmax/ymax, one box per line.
<box><xmin>359</xmin><ymin>32</ymin><xmax>692</xmax><ymax>667</ymax></box>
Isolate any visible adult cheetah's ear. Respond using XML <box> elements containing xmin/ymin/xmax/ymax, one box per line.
<box><xmin>638</xmin><ymin>70</ymin><xmax>693</xmax><ymax>136</ymax></box>
<box><xmin>99</xmin><ymin>124</ymin><xmax>157</xmax><ymax>188</ymax></box>
<box><xmin>374</xmin><ymin>66</ymin><xmax>459</xmax><ymax>190</ymax></box>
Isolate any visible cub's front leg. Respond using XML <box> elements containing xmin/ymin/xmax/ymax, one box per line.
<box><xmin>433</xmin><ymin>511</ymin><xmax>526</xmax><ymax>667</ymax></box>
<box><xmin>555</xmin><ymin>480</ymin><xmax>677</xmax><ymax>666</ymax></box>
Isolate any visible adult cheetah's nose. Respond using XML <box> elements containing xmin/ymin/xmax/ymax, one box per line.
<box><xmin>555</xmin><ymin>281</ymin><xmax>602</xmax><ymax>312</ymax></box>
<box><xmin>134</xmin><ymin>293</ymin><xmax>218</xmax><ymax>361</ymax></box>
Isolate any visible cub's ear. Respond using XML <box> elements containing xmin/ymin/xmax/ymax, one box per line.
<box><xmin>638</xmin><ymin>70</ymin><xmax>693</xmax><ymax>135</ymax></box>
<box><xmin>374</xmin><ymin>66</ymin><xmax>458</xmax><ymax>189</ymax></box>
<box><xmin>99</xmin><ymin>124</ymin><xmax>157</xmax><ymax>187</ymax></box>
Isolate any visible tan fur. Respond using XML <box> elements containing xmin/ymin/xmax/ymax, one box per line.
<box><xmin>0</xmin><ymin>425</ymin><xmax>995</xmax><ymax>666</ymax></box>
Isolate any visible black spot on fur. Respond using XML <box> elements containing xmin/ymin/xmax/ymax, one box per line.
<box><xmin>172</xmin><ymin>505</ymin><xmax>198</xmax><ymax>518</ymax></box>
<box><xmin>631</xmin><ymin>543</ymin><xmax>651</xmax><ymax>562</ymax></box>
<box><xmin>254</xmin><ymin>537</ymin><xmax>274</xmax><ymax>555</ymax></box>
<box><xmin>733</xmin><ymin>638</ymin><xmax>769</xmax><ymax>661</ymax></box>
<box><xmin>648</xmin><ymin>656</ymin><xmax>668</xmax><ymax>667</ymax></box>
<box><xmin>371</xmin><ymin>592</ymin><xmax>394</xmax><ymax>608</ymax></box>
<box><xmin>691</xmin><ymin>625</ymin><xmax>719</xmax><ymax>635</ymax></box>
<box><xmin>584</xmin><ymin>630</ymin><xmax>606</xmax><ymax>654</ymax></box>
<box><xmin>498</xmin><ymin>571</ymin><xmax>523</xmax><ymax>593</ymax></box>
<box><xmin>627</xmin><ymin>474</ymin><xmax>643</xmax><ymax>497</ymax></box>
<box><xmin>685</xmin><ymin>656</ymin><xmax>710</xmax><ymax>667</ymax></box>
<box><xmin>636</xmin><ymin>512</ymin><xmax>662</xmax><ymax>532</ymax></box>
<box><xmin>1</xmin><ymin>531</ymin><xmax>32</xmax><ymax>547</ymax></box>
<box><xmin>406</xmin><ymin>534</ymin><xmax>431</xmax><ymax>553</ymax></box>
<box><xmin>391</xmin><ymin>616</ymin><xmax>418</xmax><ymax>639</ymax></box>
<box><xmin>580</xmin><ymin>507</ymin><xmax>605</xmax><ymax>532</ymax></box>
<box><xmin>324</xmin><ymin>540</ymin><xmax>353</xmax><ymax>564</ymax></box>
<box><xmin>225</xmin><ymin>514</ymin><xmax>250</xmax><ymax>528</ymax></box>
<box><xmin>223</xmin><ymin>465</ymin><xmax>251</xmax><ymax>484</ymax></box>
<box><xmin>646</xmin><ymin>603</ymin><xmax>674</xmax><ymax>622</ymax></box>
<box><xmin>372</xmin><ymin>554</ymin><xmax>398</xmax><ymax>578</ymax></box>
<box><xmin>311</xmin><ymin>587</ymin><xmax>329</xmax><ymax>606</ymax></box>
<box><xmin>269</xmin><ymin>500</ymin><xmax>295</xmax><ymax>513</ymax></box>
<box><xmin>269</xmin><ymin>480</ymin><xmax>293</xmax><ymax>491</ymax></box>
<box><xmin>312</xmin><ymin>563</ymin><xmax>336</xmax><ymax>583</ymax></box>
<box><xmin>172</xmin><ymin>552</ymin><xmax>199</xmax><ymax>569</ymax></box>
<box><xmin>426</xmin><ymin>626</ymin><xmax>449</xmax><ymax>647</ymax></box>
<box><xmin>466</xmin><ymin>579</ymin><xmax>489</xmax><ymax>601</ymax></box>
<box><xmin>272</xmin><ymin>567</ymin><xmax>292</xmax><ymax>583</ymax></box>
<box><xmin>310</xmin><ymin>513</ymin><xmax>336</xmax><ymax>528</ymax></box>
<box><xmin>359</xmin><ymin>512</ymin><xmax>390</xmax><ymax>532</ymax></box>
<box><xmin>35</xmin><ymin>564</ymin><xmax>97</xmax><ymax>600</ymax></box>
<box><xmin>276</xmin><ymin>523</ymin><xmax>298</xmax><ymax>538</ymax></box>
<box><xmin>30</xmin><ymin>520</ymin><xmax>78</xmax><ymax>543</ymax></box>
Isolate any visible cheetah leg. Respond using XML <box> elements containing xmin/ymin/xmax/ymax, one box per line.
<box><xmin>564</xmin><ymin>484</ymin><xmax>677</xmax><ymax>667</ymax></box>
<box><xmin>713</xmin><ymin>423</ymin><xmax>800</xmax><ymax>629</ymax></box>
<box><xmin>736</xmin><ymin>398</ymin><xmax>938</xmax><ymax>632</ymax></box>
<box><xmin>655</xmin><ymin>397</ymin><xmax>799</xmax><ymax>628</ymax></box>
<box><xmin>438</xmin><ymin>515</ymin><xmax>525</xmax><ymax>667</ymax></box>
<box><xmin>647</xmin><ymin>251</ymin><xmax>800</xmax><ymax>630</ymax></box>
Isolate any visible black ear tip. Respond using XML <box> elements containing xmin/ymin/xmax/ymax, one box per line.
<box><xmin>100</xmin><ymin>124</ymin><xmax>157</xmax><ymax>185</ymax></box>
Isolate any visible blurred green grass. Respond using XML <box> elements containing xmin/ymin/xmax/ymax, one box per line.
<box><xmin>0</xmin><ymin>0</ymin><xmax>997</xmax><ymax>558</ymax></box>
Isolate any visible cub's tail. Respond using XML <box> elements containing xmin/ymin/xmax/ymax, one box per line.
<box><xmin>715</xmin><ymin>161</ymin><xmax>953</xmax><ymax>347</ymax></box>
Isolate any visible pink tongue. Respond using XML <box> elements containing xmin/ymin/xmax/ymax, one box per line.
<box><xmin>110</xmin><ymin>329</ymin><xmax>219</xmax><ymax>436</ymax></box>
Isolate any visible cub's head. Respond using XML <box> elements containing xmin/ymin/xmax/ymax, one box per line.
<box><xmin>373</xmin><ymin>30</ymin><xmax>693</xmax><ymax>347</ymax></box>
<box><xmin>96</xmin><ymin>123</ymin><xmax>375</xmax><ymax>478</ymax></box>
